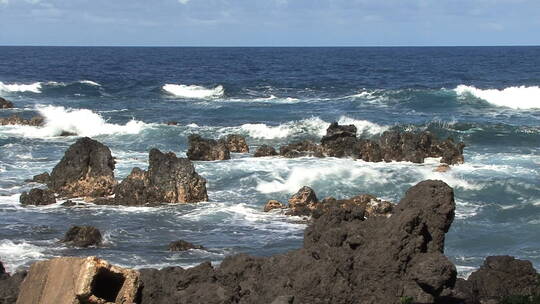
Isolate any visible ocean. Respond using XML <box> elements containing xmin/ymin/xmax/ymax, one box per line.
<box><xmin>0</xmin><ymin>46</ymin><xmax>539</xmax><ymax>277</ymax></box>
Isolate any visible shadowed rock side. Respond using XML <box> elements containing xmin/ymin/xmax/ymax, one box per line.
<box><xmin>0</xmin><ymin>97</ymin><xmax>14</xmax><ymax>109</ymax></box>
<box><xmin>0</xmin><ymin>264</ymin><xmax>27</xmax><ymax>304</ymax></box>
<box><xmin>139</xmin><ymin>180</ymin><xmax>459</xmax><ymax>304</ymax></box>
<box><xmin>0</xmin><ymin>115</ymin><xmax>44</xmax><ymax>126</ymax></box>
<box><xmin>168</xmin><ymin>240</ymin><xmax>205</xmax><ymax>252</ymax></box>
<box><xmin>47</xmin><ymin>137</ymin><xmax>116</xmax><ymax>199</ymax></box>
<box><xmin>254</xmin><ymin>144</ymin><xmax>278</xmax><ymax>157</ymax></box>
<box><xmin>187</xmin><ymin>134</ymin><xmax>231</xmax><ymax>161</ymax></box>
<box><xmin>222</xmin><ymin>134</ymin><xmax>249</xmax><ymax>153</ymax></box>
<box><xmin>62</xmin><ymin>225</ymin><xmax>102</xmax><ymax>248</ymax></box>
<box><xmin>106</xmin><ymin>148</ymin><xmax>208</xmax><ymax>206</ymax></box>
<box><xmin>19</xmin><ymin>188</ymin><xmax>56</xmax><ymax>206</ymax></box>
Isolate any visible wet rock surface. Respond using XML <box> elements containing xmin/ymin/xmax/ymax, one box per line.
<box><xmin>222</xmin><ymin>134</ymin><xmax>249</xmax><ymax>153</ymax></box>
<box><xmin>48</xmin><ymin>137</ymin><xmax>116</xmax><ymax>199</ymax></box>
<box><xmin>254</xmin><ymin>144</ymin><xmax>278</xmax><ymax>157</ymax></box>
<box><xmin>187</xmin><ymin>134</ymin><xmax>230</xmax><ymax>161</ymax></box>
<box><xmin>0</xmin><ymin>115</ymin><xmax>44</xmax><ymax>126</ymax></box>
<box><xmin>0</xmin><ymin>97</ymin><xmax>14</xmax><ymax>109</ymax></box>
<box><xmin>168</xmin><ymin>240</ymin><xmax>205</xmax><ymax>251</ymax></box>
<box><xmin>111</xmin><ymin>148</ymin><xmax>208</xmax><ymax>206</ymax></box>
<box><xmin>29</xmin><ymin>172</ymin><xmax>51</xmax><ymax>184</ymax></box>
<box><xmin>19</xmin><ymin>188</ymin><xmax>56</xmax><ymax>206</ymax></box>
<box><xmin>138</xmin><ymin>180</ymin><xmax>460</xmax><ymax>304</ymax></box>
<box><xmin>62</xmin><ymin>225</ymin><xmax>102</xmax><ymax>247</ymax></box>
<box><xmin>279</xmin><ymin>140</ymin><xmax>323</xmax><ymax>158</ymax></box>
<box><xmin>263</xmin><ymin>200</ymin><xmax>286</xmax><ymax>212</ymax></box>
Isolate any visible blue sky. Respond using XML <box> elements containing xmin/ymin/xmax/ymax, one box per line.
<box><xmin>1</xmin><ymin>0</ymin><xmax>539</xmax><ymax>46</ymax></box>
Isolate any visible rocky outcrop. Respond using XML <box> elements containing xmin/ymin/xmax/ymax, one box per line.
<box><xmin>29</xmin><ymin>172</ymin><xmax>50</xmax><ymax>184</ymax></box>
<box><xmin>0</xmin><ymin>115</ymin><xmax>44</xmax><ymax>126</ymax></box>
<box><xmin>222</xmin><ymin>134</ymin><xmax>249</xmax><ymax>153</ymax></box>
<box><xmin>279</xmin><ymin>140</ymin><xmax>323</xmax><ymax>158</ymax></box>
<box><xmin>0</xmin><ymin>97</ymin><xmax>14</xmax><ymax>109</ymax></box>
<box><xmin>321</xmin><ymin>122</ymin><xmax>359</xmax><ymax>157</ymax></box>
<box><xmin>263</xmin><ymin>200</ymin><xmax>286</xmax><ymax>212</ymax></box>
<box><xmin>109</xmin><ymin>149</ymin><xmax>208</xmax><ymax>206</ymax></box>
<box><xmin>254</xmin><ymin>145</ymin><xmax>278</xmax><ymax>157</ymax></box>
<box><xmin>16</xmin><ymin>257</ymin><xmax>140</xmax><ymax>304</ymax></box>
<box><xmin>168</xmin><ymin>240</ymin><xmax>205</xmax><ymax>252</ymax></box>
<box><xmin>454</xmin><ymin>256</ymin><xmax>540</xmax><ymax>303</ymax></box>
<box><xmin>48</xmin><ymin>137</ymin><xmax>116</xmax><ymax>199</ymax></box>
<box><xmin>19</xmin><ymin>188</ymin><xmax>56</xmax><ymax>206</ymax></box>
<box><xmin>285</xmin><ymin>186</ymin><xmax>319</xmax><ymax>216</ymax></box>
<box><xmin>187</xmin><ymin>134</ymin><xmax>230</xmax><ymax>161</ymax></box>
<box><xmin>62</xmin><ymin>226</ymin><xmax>102</xmax><ymax>247</ymax></box>
<box><xmin>139</xmin><ymin>180</ymin><xmax>459</xmax><ymax>303</ymax></box>
<box><xmin>0</xmin><ymin>266</ymin><xmax>26</xmax><ymax>304</ymax></box>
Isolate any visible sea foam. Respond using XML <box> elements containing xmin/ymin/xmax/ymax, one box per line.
<box><xmin>0</xmin><ymin>81</ymin><xmax>42</xmax><ymax>93</ymax></box>
<box><xmin>454</xmin><ymin>85</ymin><xmax>540</xmax><ymax>109</ymax></box>
<box><xmin>163</xmin><ymin>84</ymin><xmax>225</xmax><ymax>99</ymax></box>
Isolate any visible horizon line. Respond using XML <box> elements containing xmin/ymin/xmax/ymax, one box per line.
<box><xmin>1</xmin><ymin>44</ymin><xmax>539</xmax><ymax>48</ymax></box>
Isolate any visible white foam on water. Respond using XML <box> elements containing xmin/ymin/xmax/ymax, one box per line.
<box><xmin>0</xmin><ymin>240</ymin><xmax>47</xmax><ymax>271</ymax></box>
<box><xmin>0</xmin><ymin>81</ymin><xmax>42</xmax><ymax>93</ymax></box>
<box><xmin>79</xmin><ymin>80</ymin><xmax>101</xmax><ymax>86</ymax></box>
<box><xmin>456</xmin><ymin>265</ymin><xmax>478</xmax><ymax>279</ymax></box>
<box><xmin>163</xmin><ymin>83</ymin><xmax>224</xmax><ymax>99</ymax></box>
<box><xmin>0</xmin><ymin>105</ymin><xmax>149</xmax><ymax>138</ymax></box>
<box><xmin>454</xmin><ymin>85</ymin><xmax>540</xmax><ymax>109</ymax></box>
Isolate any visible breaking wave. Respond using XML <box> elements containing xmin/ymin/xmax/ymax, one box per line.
<box><xmin>454</xmin><ymin>85</ymin><xmax>540</xmax><ymax>109</ymax></box>
<box><xmin>0</xmin><ymin>80</ymin><xmax>102</xmax><ymax>94</ymax></box>
<box><xmin>163</xmin><ymin>83</ymin><xmax>225</xmax><ymax>99</ymax></box>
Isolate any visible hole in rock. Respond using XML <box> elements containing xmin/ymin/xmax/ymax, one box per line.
<box><xmin>91</xmin><ymin>268</ymin><xmax>125</xmax><ymax>302</ymax></box>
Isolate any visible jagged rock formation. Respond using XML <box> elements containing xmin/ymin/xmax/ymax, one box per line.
<box><xmin>0</xmin><ymin>115</ymin><xmax>44</xmax><ymax>126</ymax></box>
<box><xmin>0</xmin><ymin>97</ymin><xmax>14</xmax><ymax>109</ymax></box>
<box><xmin>15</xmin><ymin>257</ymin><xmax>140</xmax><ymax>304</ymax></box>
<box><xmin>48</xmin><ymin>137</ymin><xmax>116</xmax><ymax>199</ymax></box>
<box><xmin>222</xmin><ymin>134</ymin><xmax>249</xmax><ymax>153</ymax></box>
<box><xmin>108</xmin><ymin>149</ymin><xmax>208</xmax><ymax>206</ymax></box>
<box><xmin>62</xmin><ymin>226</ymin><xmax>102</xmax><ymax>248</ymax></box>
<box><xmin>28</xmin><ymin>172</ymin><xmax>50</xmax><ymax>184</ymax></box>
<box><xmin>263</xmin><ymin>200</ymin><xmax>286</xmax><ymax>212</ymax></box>
<box><xmin>19</xmin><ymin>188</ymin><xmax>56</xmax><ymax>206</ymax></box>
<box><xmin>168</xmin><ymin>240</ymin><xmax>205</xmax><ymax>252</ymax></box>
<box><xmin>0</xmin><ymin>263</ymin><xmax>26</xmax><ymax>304</ymax></box>
<box><xmin>279</xmin><ymin>140</ymin><xmax>323</xmax><ymax>158</ymax></box>
<box><xmin>187</xmin><ymin>134</ymin><xmax>230</xmax><ymax>161</ymax></box>
<box><xmin>254</xmin><ymin>145</ymin><xmax>278</xmax><ymax>157</ymax></box>
<box><xmin>138</xmin><ymin>180</ymin><xmax>459</xmax><ymax>303</ymax></box>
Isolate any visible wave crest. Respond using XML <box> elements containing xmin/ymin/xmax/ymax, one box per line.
<box><xmin>163</xmin><ymin>84</ymin><xmax>225</xmax><ymax>99</ymax></box>
<box><xmin>0</xmin><ymin>81</ymin><xmax>42</xmax><ymax>93</ymax></box>
<box><xmin>454</xmin><ymin>85</ymin><xmax>540</xmax><ymax>109</ymax></box>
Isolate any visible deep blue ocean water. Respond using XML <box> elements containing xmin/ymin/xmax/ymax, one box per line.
<box><xmin>0</xmin><ymin>47</ymin><xmax>539</xmax><ymax>276</ymax></box>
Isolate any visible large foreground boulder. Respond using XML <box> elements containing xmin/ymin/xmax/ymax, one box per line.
<box><xmin>48</xmin><ymin>137</ymin><xmax>116</xmax><ymax>199</ymax></box>
<box><xmin>62</xmin><ymin>225</ymin><xmax>102</xmax><ymax>247</ymax></box>
<box><xmin>0</xmin><ymin>115</ymin><xmax>44</xmax><ymax>126</ymax></box>
<box><xmin>16</xmin><ymin>257</ymin><xmax>140</xmax><ymax>304</ymax></box>
<box><xmin>0</xmin><ymin>97</ymin><xmax>14</xmax><ymax>109</ymax></box>
<box><xmin>19</xmin><ymin>188</ymin><xmax>56</xmax><ymax>206</ymax></box>
<box><xmin>111</xmin><ymin>148</ymin><xmax>208</xmax><ymax>206</ymax></box>
<box><xmin>139</xmin><ymin>180</ymin><xmax>459</xmax><ymax>303</ymax></box>
<box><xmin>187</xmin><ymin>134</ymin><xmax>230</xmax><ymax>161</ymax></box>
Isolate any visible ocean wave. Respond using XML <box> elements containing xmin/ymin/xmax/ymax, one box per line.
<box><xmin>163</xmin><ymin>83</ymin><xmax>225</xmax><ymax>99</ymax></box>
<box><xmin>454</xmin><ymin>85</ymin><xmax>540</xmax><ymax>109</ymax></box>
<box><xmin>0</xmin><ymin>81</ymin><xmax>42</xmax><ymax>93</ymax></box>
<box><xmin>0</xmin><ymin>105</ymin><xmax>148</xmax><ymax>138</ymax></box>
<box><xmin>0</xmin><ymin>240</ymin><xmax>48</xmax><ymax>271</ymax></box>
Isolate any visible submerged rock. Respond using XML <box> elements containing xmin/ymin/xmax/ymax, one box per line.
<box><xmin>48</xmin><ymin>137</ymin><xmax>116</xmax><ymax>199</ymax></box>
<box><xmin>168</xmin><ymin>240</ymin><xmax>205</xmax><ymax>251</ymax></box>
<box><xmin>19</xmin><ymin>188</ymin><xmax>56</xmax><ymax>206</ymax></box>
<box><xmin>187</xmin><ymin>134</ymin><xmax>230</xmax><ymax>161</ymax></box>
<box><xmin>16</xmin><ymin>256</ymin><xmax>140</xmax><ymax>304</ymax></box>
<box><xmin>0</xmin><ymin>115</ymin><xmax>44</xmax><ymax>126</ymax></box>
<box><xmin>111</xmin><ymin>149</ymin><xmax>208</xmax><ymax>206</ymax></box>
<box><xmin>138</xmin><ymin>180</ymin><xmax>458</xmax><ymax>304</ymax></box>
<box><xmin>263</xmin><ymin>200</ymin><xmax>286</xmax><ymax>212</ymax></box>
<box><xmin>254</xmin><ymin>144</ymin><xmax>278</xmax><ymax>157</ymax></box>
<box><xmin>222</xmin><ymin>134</ymin><xmax>249</xmax><ymax>153</ymax></box>
<box><xmin>62</xmin><ymin>225</ymin><xmax>102</xmax><ymax>247</ymax></box>
<box><xmin>0</xmin><ymin>97</ymin><xmax>14</xmax><ymax>109</ymax></box>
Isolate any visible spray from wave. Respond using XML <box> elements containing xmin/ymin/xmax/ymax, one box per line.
<box><xmin>0</xmin><ymin>81</ymin><xmax>42</xmax><ymax>93</ymax></box>
<box><xmin>454</xmin><ymin>85</ymin><xmax>540</xmax><ymax>110</ymax></box>
<box><xmin>163</xmin><ymin>84</ymin><xmax>225</xmax><ymax>99</ymax></box>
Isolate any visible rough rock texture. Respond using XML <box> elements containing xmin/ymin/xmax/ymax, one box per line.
<box><xmin>19</xmin><ymin>188</ymin><xmax>56</xmax><ymax>206</ymax></box>
<box><xmin>285</xmin><ymin>186</ymin><xmax>319</xmax><ymax>216</ymax></box>
<box><xmin>139</xmin><ymin>180</ymin><xmax>459</xmax><ymax>304</ymax></box>
<box><xmin>48</xmin><ymin>137</ymin><xmax>116</xmax><ymax>199</ymax></box>
<box><xmin>222</xmin><ymin>134</ymin><xmax>249</xmax><ymax>153</ymax></box>
<box><xmin>454</xmin><ymin>256</ymin><xmax>540</xmax><ymax>304</ymax></box>
<box><xmin>187</xmin><ymin>134</ymin><xmax>230</xmax><ymax>161</ymax></box>
<box><xmin>0</xmin><ymin>115</ymin><xmax>44</xmax><ymax>126</ymax></box>
<box><xmin>279</xmin><ymin>140</ymin><xmax>323</xmax><ymax>158</ymax></box>
<box><xmin>0</xmin><ymin>270</ymin><xmax>27</xmax><ymax>304</ymax></box>
<box><xmin>321</xmin><ymin>122</ymin><xmax>359</xmax><ymax>157</ymax></box>
<box><xmin>0</xmin><ymin>97</ymin><xmax>14</xmax><ymax>109</ymax></box>
<box><xmin>62</xmin><ymin>225</ymin><xmax>102</xmax><ymax>247</ymax></box>
<box><xmin>29</xmin><ymin>172</ymin><xmax>50</xmax><ymax>184</ymax></box>
<box><xmin>263</xmin><ymin>200</ymin><xmax>286</xmax><ymax>212</ymax></box>
<box><xmin>168</xmin><ymin>240</ymin><xmax>205</xmax><ymax>251</ymax></box>
<box><xmin>254</xmin><ymin>145</ymin><xmax>278</xmax><ymax>157</ymax></box>
<box><xmin>0</xmin><ymin>261</ymin><xmax>4</xmax><ymax>276</ymax></box>
<box><xmin>110</xmin><ymin>149</ymin><xmax>208</xmax><ymax>206</ymax></box>
<box><xmin>16</xmin><ymin>256</ymin><xmax>140</xmax><ymax>304</ymax></box>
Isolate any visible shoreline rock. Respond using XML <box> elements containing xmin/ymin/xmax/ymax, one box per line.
<box><xmin>187</xmin><ymin>134</ymin><xmax>230</xmax><ymax>161</ymax></box>
<box><xmin>254</xmin><ymin>144</ymin><xmax>278</xmax><ymax>157</ymax></box>
<box><xmin>0</xmin><ymin>97</ymin><xmax>14</xmax><ymax>109</ymax></box>
<box><xmin>0</xmin><ymin>115</ymin><xmax>44</xmax><ymax>126</ymax></box>
<box><xmin>62</xmin><ymin>225</ymin><xmax>102</xmax><ymax>247</ymax></box>
<box><xmin>168</xmin><ymin>240</ymin><xmax>205</xmax><ymax>252</ymax></box>
<box><xmin>19</xmin><ymin>188</ymin><xmax>56</xmax><ymax>206</ymax></box>
<box><xmin>222</xmin><ymin>134</ymin><xmax>249</xmax><ymax>153</ymax></box>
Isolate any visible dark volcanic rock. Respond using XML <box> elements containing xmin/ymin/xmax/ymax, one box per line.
<box><xmin>279</xmin><ymin>140</ymin><xmax>323</xmax><ymax>158</ymax></box>
<box><xmin>263</xmin><ymin>200</ymin><xmax>285</xmax><ymax>212</ymax></box>
<box><xmin>0</xmin><ymin>261</ymin><xmax>5</xmax><ymax>275</ymax></box>
<box><xmin>168</xmin><ymin>240</ymin><xmax>205</xmax><ymax>251</ymax></box>
<box><xmin>62</xmin><ymin>225</ymin><xmax>102</xmax><ymax>247</ymax></box>
<box><xmin>285</xmin><ymin>186</ymin><xmax>318</xmax><ymax>216</ymax></box>
<box><xmin>29</xmin><ymin>172</ymin><xmax>50</xmax><ymax>184</ymax></box>
<box><xmin>0</xmin><ymin>115</ymin><xmax>44</xmax><ymax>126</ymax></box>
<box><xmin>112</xmin><ymin>149</ymin><xmax>208</xmax><ymax>206</ymax></box>
<box><xmin>19</xmin><ymin>188</ymin><xmax>56</xmax><ymax>206</ymax></box>
<box><xmin>187</xmin><ymin>134</ymin><xmax>230</xmax><ymax>161</ymax></box>
<box><xmin>139</xmin><ymin>180</ymin><xmax>458</xmax><ymax>304</ymax></box>
<box><xmin>321</xmin><ymin>122</ymin><xmax>358</xmax><ymax>157</ymax></box>
<box><xmin>455</xmin><ymin>256</ymin><xmax>540</xmax><ymax>303</ymax></box>
<box><xmin>0</xmin><ymin>97</ymin><xmax>14</xmax><ymax>109</ymax></box>
<box><xmin>222</xmin><ymin>134</ymin><xmax>249</xmax><ymax>153</ymax></box>
<box><xmin>0</xmin><ymin>269</ymin><xmax>27</xmax><ymax>304</ymax></box>
<box><xmin>254</xmin><ymin>145</ymin><xmax>278</xmax><ymax>157</ymax></box>
<box><xmin>48</xmin><ymin>137</ymin><xmax>116</xmax><ymax>199</ymax></box>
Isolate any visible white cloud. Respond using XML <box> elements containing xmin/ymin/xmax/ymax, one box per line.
<box><xmin>178</xmin><ymin>0</ymin><xmax>190</xmax><ymax>4</ymax></box>
<box><xmin>0</xmin><ymin>0</ymin><xmax>8</xmax><ymax>5</ymax></box>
